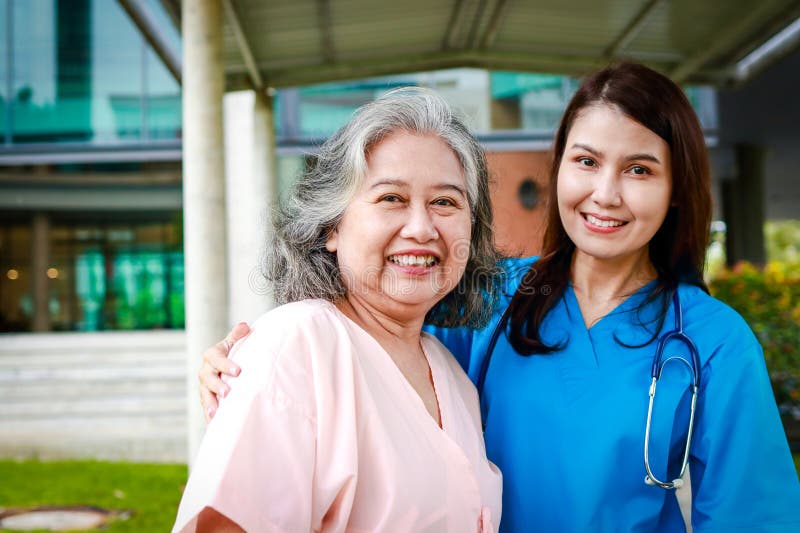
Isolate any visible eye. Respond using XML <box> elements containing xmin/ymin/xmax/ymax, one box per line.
<box><xmin>577</xmin><ymin>157</ymin><xmax>596</xmax><ymax>167</ymax></box>
<box><xmin>379</xmin><ymin>194</ymin><xmax>403</xmax><ymax>203</ymax></box>
<box><xmin>629</xmin><ymin>165</ymin><xmax>650</xmax><ymax>176</ymax></box>
<box><xmin>432</xmin><ymin>197</ymin><xmax>457</xmax><ymax>207</ymax></box>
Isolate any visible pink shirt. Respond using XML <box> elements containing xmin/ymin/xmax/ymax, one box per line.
<box><xmin>173</xmin><ymin>299</ymin><xmax>501</xmax><ymax>533</ymax></box>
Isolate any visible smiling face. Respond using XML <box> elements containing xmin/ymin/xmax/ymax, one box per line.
<box><xmin>325</xmin><ymin>131</ymin><xmax>472</xmax><ymax>322</ymax></box>
<box><xmin>557</xmin><ymin>104</ymin><xmax>672</xmax><ymax>269</ymax></box>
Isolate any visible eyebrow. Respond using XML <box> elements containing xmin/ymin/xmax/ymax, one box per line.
<box><xmin>569</xmin><ymin>143</ymin><xmax>662</xmax><ymax>165</ymax></box>
<box><xmin>369</xmin><ymin>178</ymin><xmax>467</xmax><ymax>197</ymax></box>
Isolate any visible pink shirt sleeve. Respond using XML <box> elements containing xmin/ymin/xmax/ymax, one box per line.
<box><xmin>173</xmin><ymin>309</ymin><xmax>323</xmax><ymax>532</ymax></box>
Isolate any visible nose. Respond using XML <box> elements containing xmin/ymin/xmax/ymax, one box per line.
<box><xmin>591</xmin><ymin>168</ymin><xmax>622</xmax><ymax>207</ymax></box>
<box><xmin>400</xmin><ymin>203</ymin><xmax>439</xmax><ymax>242</ymax></box>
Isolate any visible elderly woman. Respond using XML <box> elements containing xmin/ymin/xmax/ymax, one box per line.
<box><xmin>172</xmin><ymin>88</ymin><xmax>502</xmax><ymax>533</ymax></box>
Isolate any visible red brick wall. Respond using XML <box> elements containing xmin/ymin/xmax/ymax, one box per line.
<box><xmin>485</xmin><ymin>151</ymin><xmax>551</xmax><ymax>257</ymax></box>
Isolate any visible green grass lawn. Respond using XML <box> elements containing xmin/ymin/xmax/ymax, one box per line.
<box><xmin>0</xmin><ymin>459</ymin><xmax>187</xmax><ymax>532</ymax></box>
<box><xmin>1</xmin><ymin>456</ymin><xmax>798</xmax><ymax>532</ymax></box>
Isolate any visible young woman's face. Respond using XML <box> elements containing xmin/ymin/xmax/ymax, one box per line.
<box><xmin>557</xmin><ymin>104</ymin><xmax>672</xmax><ymax>268</ymax></box>
<box><xmin>326</xmin><ymin>131</ymin><xmax>472</xmax><ymax>321</ymax></box>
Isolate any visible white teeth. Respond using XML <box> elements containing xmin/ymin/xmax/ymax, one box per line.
<box><xmin>585</xmin><ymin>214</ymin><xmax>625</xmax><ymax>228</ymax></box>
<box><xmin>388</xmin><ymin>254</ymin><xmax>437</xmax><ymax>267</ymax></box>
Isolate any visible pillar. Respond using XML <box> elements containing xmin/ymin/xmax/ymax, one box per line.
<box><xmin>31</xmin><ymin>212</ymin><xmax>51</xmax><ymax>332</ymax></box>
<box><xmin>224</xmin><ymin>90</ymin><xmax>277</xmax><ymax>325</ymax></box>
<box><xmin>722</xmin><ymin>144</ymin><xmax>766</xmax><ymax>266</ymax></box>
<box><xmin>182</xmin><ymin>0</ymin><xmax>227</xmax><ymax>465</ymax></box>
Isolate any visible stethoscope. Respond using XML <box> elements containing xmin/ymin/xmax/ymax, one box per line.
<box><xmin>477</xmin><ymin>290</ymin><xmax>702</xmax><ymax>491</ymax></box>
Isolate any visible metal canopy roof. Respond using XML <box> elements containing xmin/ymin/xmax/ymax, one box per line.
<box><xmin>159</xmin><ymin>0</ymin><xmax>800</xmax><ymax>90</ymax></box>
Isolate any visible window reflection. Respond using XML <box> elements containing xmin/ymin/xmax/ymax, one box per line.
<box><xmin>0</xmin><ymin>217</ymin><xmax>184</xmax><ymax>332</ymax></box>
<box><xmin>7</xmin><ymin>0</ymin><xmax>180</xmax><ymax>144</ymax></box>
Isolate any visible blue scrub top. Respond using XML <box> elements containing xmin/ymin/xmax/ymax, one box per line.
<box><xmin>426</xmin><ymin>256</ymin><xmax>800</xmax><ymax>532</ymax></box>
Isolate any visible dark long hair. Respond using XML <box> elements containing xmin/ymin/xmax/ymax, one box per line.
<box><xmin>507</xmin><ymin>62</ymin><xmax>712</xmax><ymax>355</ymax></box>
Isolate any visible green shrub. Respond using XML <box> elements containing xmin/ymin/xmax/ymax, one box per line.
<box><xmin>708</xmin><ymin>261</ymin><xmax>800</xmax><ymax>415</ymax></box>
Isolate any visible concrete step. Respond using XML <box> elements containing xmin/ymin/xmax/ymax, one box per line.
<box><xmin>0</xmin><ymin>331</ymin><xmax>192</xmax><ymax>462</ymax></box>
<box><xmin>0</xmin><ymin>351</ymin><xmax>184</xmax><ymax>369</ymax></box>
<box><xmin>2</xmin><ymin>378</ymin><xmax>185</xmax><ymax>400</ymax></box>
<box><xmin>0</xmin><ymin>365</ymin><xmax>186</xmax><ymax>382</ymax></box>
<box><xmin>3</xmin><ymin>394</ymin><xmax>186</xmax><ymax>419</ymax></box>
<box><xmin>0</xmin><ymin>330</ymin><xmax>186</xmax><ymax>352</ymax></box>
<box><xmin>1</xmin><ymin>414</ymin><xmax>188</xmax><ymax>434</ymax></box>
<box><xmin>0</xmin><ymin>415</ymin><xmax>189</xmax><ymax>462</ymax></box>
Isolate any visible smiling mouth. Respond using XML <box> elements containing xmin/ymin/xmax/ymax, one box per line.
<box><xmin>583</xmin><ymin>213</ymin><xmax>627</xmax><ymax>228</ymax></box>
<box><xmin>387</xmin><ymin>254</ymin><xmax>439</xmax><ymax>267</ymax></box>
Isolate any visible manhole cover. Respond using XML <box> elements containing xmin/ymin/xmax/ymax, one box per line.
<box><xmin>0</xmin><ymin>506</ymin><xmax>128</xmax><ymax>531</ymax></box>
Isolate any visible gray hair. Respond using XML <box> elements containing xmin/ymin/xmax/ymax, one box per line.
<box><xmin>264</xmin><ymin>87</ymin><xmax>500</xmax><ymax>328</ymax></box>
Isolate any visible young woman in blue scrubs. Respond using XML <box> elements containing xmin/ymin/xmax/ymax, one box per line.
<box><xmin>199</xmin><ymin>63</ymin><xmax>800</xmax><ymax>531</ymax></box>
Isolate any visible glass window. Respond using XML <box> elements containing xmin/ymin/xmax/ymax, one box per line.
<box><xmin>11</xmin><ymin>0</ymin><xmax>72</xmax><ymax>142</ymax></box>
<box><xmin>0</xmin><ymin>0</ymin><xmax>8</xmax><ymax>142</ymax></box>
<box><xmin>0</xmin><ymin>224</ymin><xmax>33</xmax><ymax>332</ymax></box>
<box><xmin>685</xmin><ymin>85</ymin><xmax>719</xmax><ymax>131</ymax></box>
<box><xmin>490</xmin><ymin>71</ymin><xmax>578</xmax><ymax>131</ymax></box>
<box><xmin>8</xmin><ymin>0</ymin><xmax>181</xmax><ymax>145</ymax></box>
<box><xmin>49</xmin><ymin>218</ymin><xmax>185</xmax><ymax>331</ymax></box>
<box><xmin>90</xmin><ymin>0</ymin><xmax>144</xmax><ymax>141</ymax></box>
<box><xmin>143</xmin><ymin>0</ymin><xmax>181</xmax><ymax>53</ymax></box>
<box><xmin>296</xmin><ymin>84</ymin><xmax>376</xmax><ymax>137</ymax></box>
<box><xmin>145</xmin><ymin>46</ymin><xmax>181</xmax><ymax>140</ymax></box>
<box><xmin>0</xmin><ymin>214</ymin><xmax>184</xmax><ymax>333</ymax></box>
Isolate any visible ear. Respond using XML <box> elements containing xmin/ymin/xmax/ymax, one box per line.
<box><xmin>325</xmin><ymin>229</ymin><xmax>338</xmax><ymax>252</ymax></box>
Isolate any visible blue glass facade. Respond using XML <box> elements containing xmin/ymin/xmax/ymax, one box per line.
<box><xmin>1</xmin><ymin>0</ymin><xmax>181</xmax><ymax>145</ymax></box>
<box><xmin>0</xmin><ymin>0</ymin><xmax>185</xmax><ymax>333</ymax></box>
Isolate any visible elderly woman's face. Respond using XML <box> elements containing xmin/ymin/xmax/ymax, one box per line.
<box><xmin>326</xmin><ymin>131</ymin><xmax>472</xmax><ymax>321</ymax></box>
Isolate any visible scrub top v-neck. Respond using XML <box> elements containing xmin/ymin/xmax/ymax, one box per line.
<box><xmin>427</xmin><ymin>256</ymin><xmax>800</xmax><ymax>533</ymax></box>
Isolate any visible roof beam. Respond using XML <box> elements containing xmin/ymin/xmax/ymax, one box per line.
<box><xmin>118</xmin><ymin>0</ymin><xmax>182</xmax><ymax>83</ymax></box>
<box><xmin>478</xmin><ymin>0</ymin><xmax>511</xmax><ymax>49</ymax></box>
<box><xmin>443</xmin><ymin>0</ymin><xmax>470</xmax><ymax>50</ymax></box>
<box><xmin>729</xmin><ymin>4</ymin><xmax>800</xmax><ymax>84</ymax></box>
<box><xmin>222</xmin><ymin>0</ymin><xmax>264</xmax><ymax>90</ymax></box>
<box><xmin>604</xmin><ymin>0</ymin><xmax>664</xmax><ymax>58</ymax></box>
<box><xmin>316</xmin><ymin>0</ymin><xmax>336</xmax><ymax>63</ymax></box>
<box><xmin>159</xmin><ymin>0</ymin><xmax>181</xmax><ymax>30</ymax></box>
<box><xmin>466</xmin><ymin>0</ymin><xmax>489</xmax><ymax>49</ymax></box>
<box><xmin>250</xmin><ymin>50</ymin><xmax>617</xmax><ymax>89</ymax></box>
<box><xmin>670</xmin><ymin>0</ymin><xmax>794</xmax><ymax>83</ymax></box>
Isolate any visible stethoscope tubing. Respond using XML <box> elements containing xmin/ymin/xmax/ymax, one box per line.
<box><xmin>479</xmin><ymin>287</ymin><xmax>701</xmax><ymax>491</ymax></box>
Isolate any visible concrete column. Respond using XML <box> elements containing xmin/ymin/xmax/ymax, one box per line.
<box><xmin>182</xmin><ymin>0</ymin><xmax>227</xmax><ymax>465</ymax></box>
<box><xmin>31</xmin><ymin>212</ymin><xmax>51</xmax><ymax>332</ymax></box>
<box><xmin>722</xmin><ymin>144</ymin><xmax>766</xmax><ymax>266</ymax></box>
<box><xmin>224</xmin><ymin>90</ymin><xmax>277</xmax><ymax>325</ymax></box>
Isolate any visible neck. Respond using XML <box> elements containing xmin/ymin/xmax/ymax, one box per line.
<box><xmin>570</xmin><ymin>250</ymin><xmax>657</xmax><ymax>304</ymax></box>
<box><xmin>336</xmin><ymin>294</ymin><xmax>426</xmax><ymax>350</ymax></box>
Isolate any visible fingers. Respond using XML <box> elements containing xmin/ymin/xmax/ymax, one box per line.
<box><xmin>215</xmin><ymin>322</ymin><xmax>250</xmax><ymax>376</ymax></box>
<box><xmin>226</xmin><ymin>321</ymin><xmax>251</xmax><ymax>345</ymax></box>
<box><xmin>200</xmin><ymin>386</ymin><xmax>220</xmax><ymax>422</ymax></box>
<box><xmin>199</xmin><ymin>362</ymin><xmax>230</xmax><ymax>398</ymax></box>
<box><xmin>198</xmin><ymin>322</ymin><xmax>251</xmax><ymax>422</ymax></box>
<box><xmin>203</xmin><ymin>324</ymin><xmax>248</xmax><ymax>379</ymax></box>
